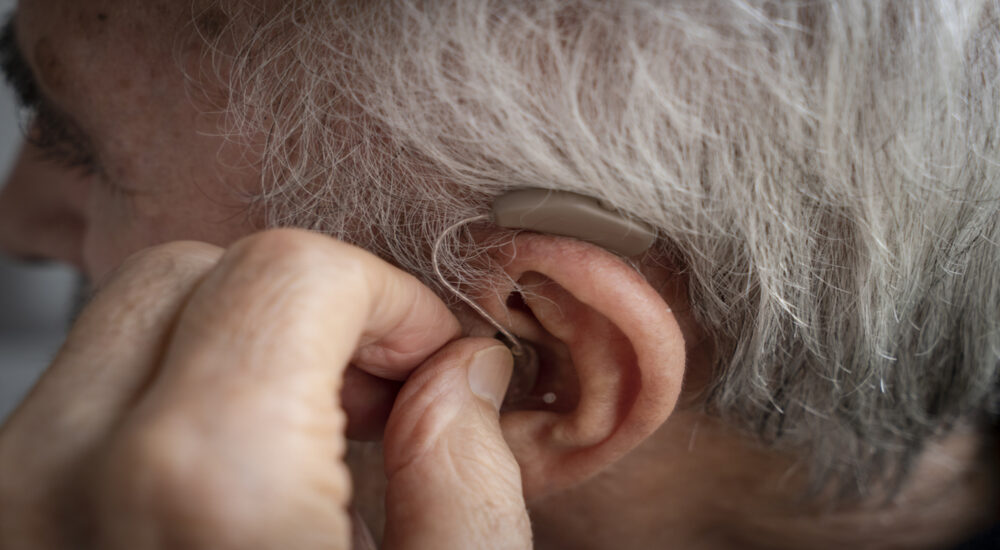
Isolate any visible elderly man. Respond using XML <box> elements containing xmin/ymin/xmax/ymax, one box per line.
<box><xmin>0</xmin><ymin>0</ymin><xmax>997</xmax><ymax>548</ymax></box>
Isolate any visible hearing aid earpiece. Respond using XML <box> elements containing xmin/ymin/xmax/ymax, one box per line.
<box><xmin>432</xmin><ymin>189</ymin><xmax>656</xmax><ymax>403</ymax></box>
<box><xmin>497</xmin><ymin>333</ymin><xmax>539</xmax><ymax>409</ymax></box>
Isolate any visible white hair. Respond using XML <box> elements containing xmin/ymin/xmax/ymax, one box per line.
<box><xmin>195</xmin><ymin>0</ymin><xmax>1000</xmax><ymax>496</ymax></box>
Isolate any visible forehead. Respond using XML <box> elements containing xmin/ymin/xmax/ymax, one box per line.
<box><xmin>17</xmin><ymin>0</ymin><xmax>188</xmax><ymax>50</ymax></box>
<box><xmin>11</xmin><ymin>0</ymin><xmax>255</xmax><ymax>199</ymax></box>
<box><xmin>15</xmin><ymin>0</ymin><xmax>211</xmax><ymax>94</ymax></box>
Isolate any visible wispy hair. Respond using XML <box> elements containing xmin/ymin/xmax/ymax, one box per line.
<box><xmin>195</xmin><ymin>0</ymin><xmax>1000</xmax><ymax>497</ymax></box>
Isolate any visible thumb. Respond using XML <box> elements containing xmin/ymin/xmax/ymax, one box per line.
<box><xmin>381</xmin><ymin>338</ymin><xmax>532</xmax><ymax>550</ymax></box>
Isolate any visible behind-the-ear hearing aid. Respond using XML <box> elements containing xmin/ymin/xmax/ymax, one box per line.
<box><xmin>432</xmin><ymin>189</ymin><xmax>656</xmax><ymax>402</ymax></box>
<box><xmin>491</xmin><ymin>189</ymin><xmax>656</xmax><ymax>257</ymax></box>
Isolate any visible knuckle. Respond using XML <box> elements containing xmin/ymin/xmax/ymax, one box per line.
<box><xmin>227</xmin><ymin>229</ymin><xmax>367</xmax><ymax>284</ymax></box>
<box><xmin>76</xmin><ymin>241</ymin><xmax>223</xmax><ymax>327</ymax></box>
<box><xmin>229</xmin><ymin>228</ymin><xmax>325</xmax><ymax>270</ymax></box>
<box><xmin>100</xmin><ymin>241</ymin><xmax>222</xmax><ymax>290</ymax></box>
<box><xmin>125</xmin><ymin>241</ymin><xmax>221</xmax><ymax>271</ymax></box>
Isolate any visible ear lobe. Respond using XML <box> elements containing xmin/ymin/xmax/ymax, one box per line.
<box><xmin>479</xmin><ymin>234</ymin><xmax>686</xmax><ymax>500</ymax></box>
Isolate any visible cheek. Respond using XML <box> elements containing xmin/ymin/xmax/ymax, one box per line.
<box><xmin>79</xmin><ymin>131</ymin><xmax>264</xmax><ymax>281</ymax></box>
<box><xmin>81</xmin><ymin>188</ymin><xmax>259</xmax><ymax>282</ymax></box>
<box><xmin>82</xmin><ymin>195</ymin><xmax>162</xmax><ymax>282</ymax></box>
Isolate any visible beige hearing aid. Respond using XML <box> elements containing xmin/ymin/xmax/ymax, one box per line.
<box><xmin>433</xmin><ymin>188</ymin><xmax>656</xmax><ymax>390</ymax></box>
<box><xmin>491</xmin><ymin>189</ymin><xmax>656</xmax><ymax>256</ymax></box>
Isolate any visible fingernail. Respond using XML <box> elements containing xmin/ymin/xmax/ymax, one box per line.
<box><xmin>468</xmin><ymin>346</ymin><xmax>514</xmax><ymax>410</ymax></box>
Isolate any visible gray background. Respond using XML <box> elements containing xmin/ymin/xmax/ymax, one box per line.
<box><xmin>0</xmin><ymin>0</ymin><xmax>78</xmax><ymax>421</ymax></box>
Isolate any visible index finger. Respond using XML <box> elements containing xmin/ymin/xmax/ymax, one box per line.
<box><xmin>160</xmin><ymin>228</ymin><xmax>461</xmax><ymax>394</ymax></box>
<box><xmin>96</xmin><ymin>230</ymin><xmax>460</xmax><ymax>548</ymax></box>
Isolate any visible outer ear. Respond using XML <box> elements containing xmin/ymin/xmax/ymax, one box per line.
<box><xmin>478</xmin><ymin>234</ymin><xmax>686</xmax><ymax>500</ymax></box>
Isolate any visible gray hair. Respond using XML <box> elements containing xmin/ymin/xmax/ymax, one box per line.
<box><xmin>196</xmin><ymin>0</ymin><xmax>1000</xmax><ymax>496</ymax></box>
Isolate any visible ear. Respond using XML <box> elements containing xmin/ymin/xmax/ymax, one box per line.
<box><xmin>476</xmin><ymin>234</ymin><xmax>686</xmax><ymax>500</ymax></box>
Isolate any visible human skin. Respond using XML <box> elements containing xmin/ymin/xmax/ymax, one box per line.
<box><xmin>0</xmin><ymin>230</ymin><xmax>531</xmax><ymax>549</ymax></box>
<box><xmin>0</xmin><ymin>1</ymin><xmax>537</xmax><ymax>548</ymax></box>
<box><xmin>0</xmin><ymin>0</ymin><xmax>997</xmax><ymax>549</ymax></box>
<box><xmin>0</xmin><ymin>2</ymin><xmax>256</xmax><ymax>278</ymax></box>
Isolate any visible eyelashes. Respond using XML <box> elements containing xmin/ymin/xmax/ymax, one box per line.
<box><xmin>0</xmin><ymin>17</ymin><xmax>100</xmax><ymax>178</ymax></box>
<box><xmin>0</xmin><ymin>16</ymin><xmax>40</xmax><ymax>109</ymax></box>
<box><xmin>26</xmin><ymin>101</ymin><xmax>100</xmax><ymax>177</ymax></box>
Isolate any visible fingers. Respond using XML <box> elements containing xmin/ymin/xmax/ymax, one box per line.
<box><xmin>382</xmin><ymin>338</ymin><xmax>532</xmax><ymax>550</ymax></box>
<box><xmin>94</xmin><ymin>229</ymin><xmax>460</xmax><ymax>549</ymax></box>
<box><xmin>0</xmin><ymin>241</ymin><xmax>222</xmax><ymax>548</ymax></box>
<box><xmin>2</xmin><ymin>241</ymin><xmax>222</xmax><ymax>440</ymax></box>
<box><xmin>160</xmin><ymin>228</ymin><xmax>460</xmax><ymax>394</ymax></box>
<box><xmin>138</xmin><ymin>229</ymin><xmax>461</xmax><ymax>446</ymax></box>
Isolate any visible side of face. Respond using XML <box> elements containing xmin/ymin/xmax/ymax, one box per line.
<box><xmin>0</xmin><ymin>0</ymin><xmax>259</xmax><ymax>281</ymax></box>
<box><xmin>0</xmin><ymin>2</ymin><xmax>711</xmax><ymax>543</ymax></box>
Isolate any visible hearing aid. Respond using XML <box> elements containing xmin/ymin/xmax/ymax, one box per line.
<box><xmin>434</xmin><ymin>188</ymin><xmax>656</xmax><ymax>403</ymax></box>
<box><xmin>491</xmin><ymin>189</ymin><xmax>655</xmax><ymax>401</ymax></box>
<box><xmin>491</xmin><ymin>189</ymin><xmax>656</xmax><ymax>257</ymax></box>
<box><xmin>497</xmin><ymin>332</ymin><xmax>539</xmax><ymax>410</ymax></box>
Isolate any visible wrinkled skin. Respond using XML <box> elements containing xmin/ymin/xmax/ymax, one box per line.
<box><xmin>2</xmin><ymin>1</ymin><xmax>997</xmax><ymax>549</ymax></box>
<box><xmin>0</xmin><ymin>1</ymin><xmax>537</xmax><ymax>547</ymax></box>
<box><xmin>0</xmin><ymin>230</ymin><xmax>531</xmax><ymax>549</ymax></box>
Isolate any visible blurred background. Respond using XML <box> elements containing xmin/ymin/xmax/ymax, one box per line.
<box><xmin>0</xmin><ymin>0</ymin><xmax>78</xmax><ymax>421</ymax></box>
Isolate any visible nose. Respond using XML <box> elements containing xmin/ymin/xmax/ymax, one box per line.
<box><xmin>0</xmin><ymin>144</ymin><xmax>87</xmax><ymax>269</ymax></box>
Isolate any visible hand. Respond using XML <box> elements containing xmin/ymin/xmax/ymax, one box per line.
<box><xmin>0</xmin><ymin>229</ymin><xmax>531</xmax><ymax>549</ymax></box>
